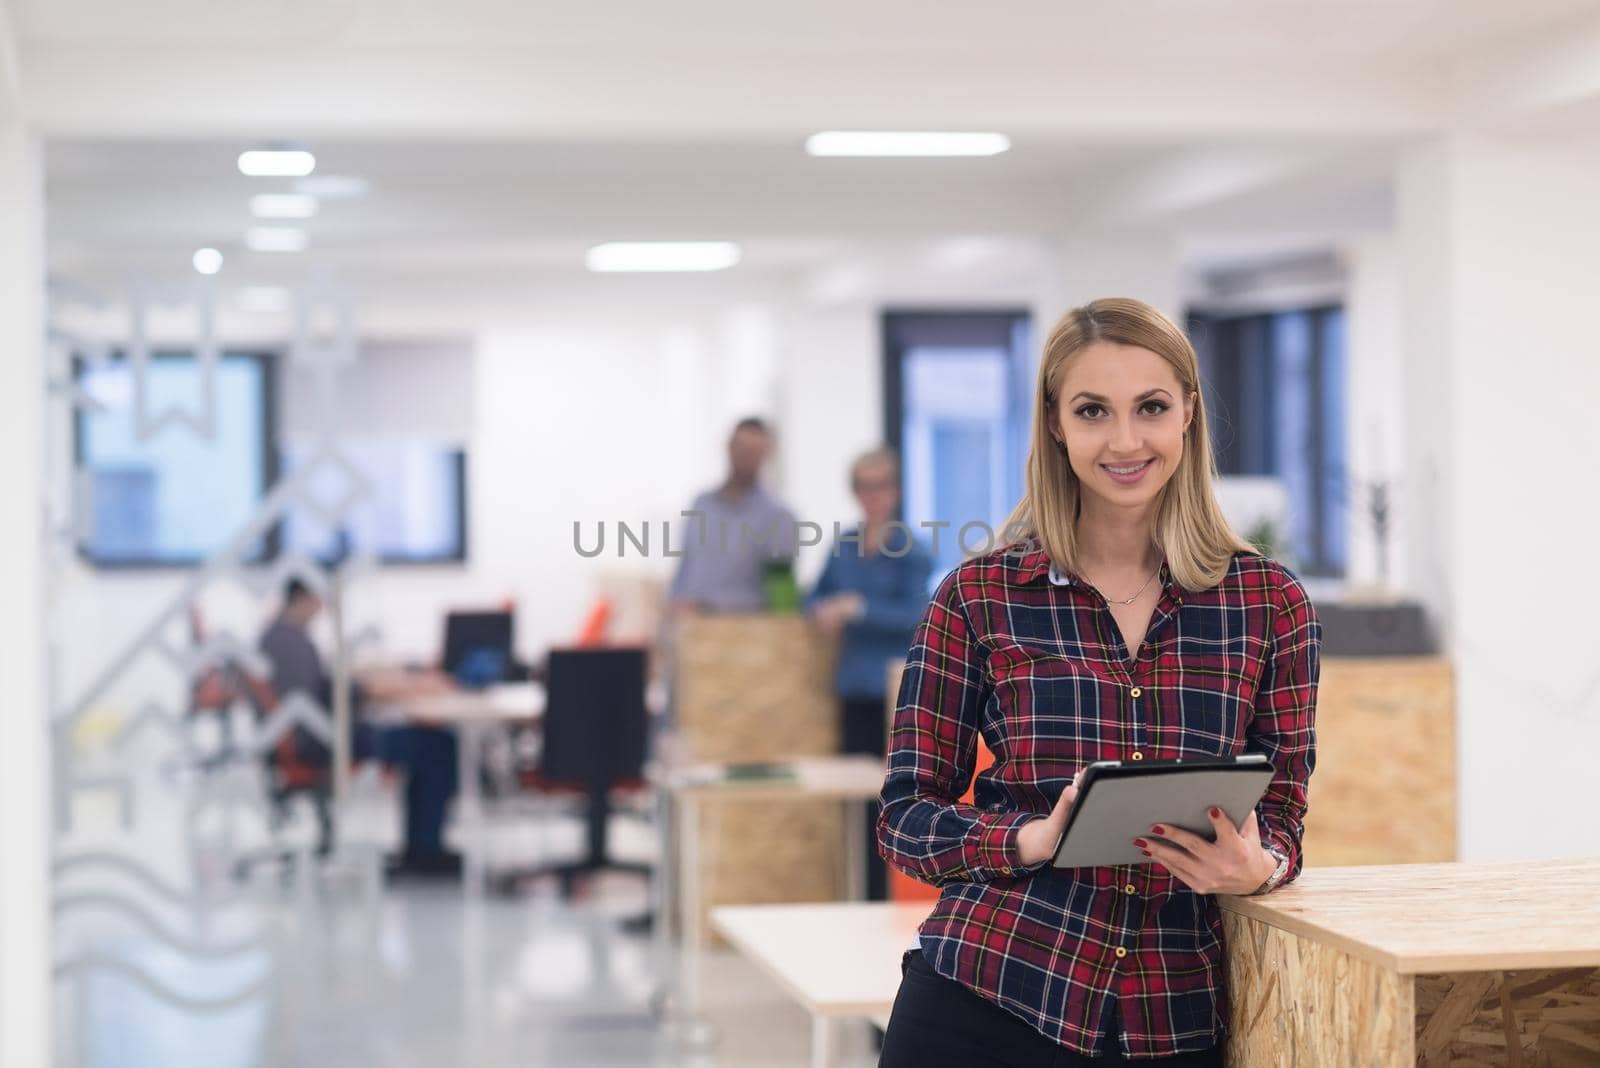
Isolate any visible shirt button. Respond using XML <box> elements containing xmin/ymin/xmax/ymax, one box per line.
<box><xmin>1114</xmin><ymin>947</ymin><xmax>1128</xmax><ymax>959</ymax></box>
<box><xmin>1129</xmin><ymin>686</ymin><xmax>1143</xmax><ymax>698</ymax></box>
<box><xmin>1124</xmin><ymin>883</ymin><xmax>1137</xmax><ymax>895</ymax></box>
<box><xmin>1130</xmin><ymin>751</ymin><xmax>1144</xmax><ymax>761</ymax></box>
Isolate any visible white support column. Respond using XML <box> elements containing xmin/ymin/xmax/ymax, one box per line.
<box><xmin>0</xmin><ymin>118</ymin><xmax>52</xmax><ymax>1068</ymax></box>
<box><xmin>1340</xmin><ymin>236</ymin><xmax>1406</xmax><ymax>595</ymax></box>
<box><xmin>1398</xmin><ymin>133</ymin><xmax>1600</xmax><ymax>862</ymax></box>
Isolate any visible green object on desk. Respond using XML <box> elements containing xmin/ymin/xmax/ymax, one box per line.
<box><xmin>762</xmin><ymin>559</ymin><xmax>800</xmax><ymax>614</ymax></box>
<box><xmin>720</xmin><ymin>761</ymin><xmax>797</xmax><ymax>783</ymax></box>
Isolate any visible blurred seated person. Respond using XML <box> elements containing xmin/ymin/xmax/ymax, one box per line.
<box><xmin>259</xmin><ymin>578</ymin><xmax>461</xmax><ymax>875</ymax></box>
<box><xmin>667</xmin><ymin>416</ymin><xmax>798</xmax><ymax>616</ymax></box>
<box><xmin>808</xmin><ymin>447</ymin><xmax>934</xmax><ymax>899</ymax></box>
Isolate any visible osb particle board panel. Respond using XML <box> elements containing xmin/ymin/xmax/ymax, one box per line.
<box><xmin>688</xmin><ymin>798</ymin><xmax>846</xmax><ymax>949</ymax></box>
<box><xmin>676</xmin><ymin>616</ymin><xmax>839</xmax><ymax>762</ymax></box>
<box><xmin>1217</xmin><ymin>859</ymin><xmax>1600</xmax><ymax>975</ymax></box>
<box><xmin>1304</xmin><ymin>657</ymin><xmax>1456</xmax><ymax>867</ymax></box>
<box><xmin>1414</xmin><ymin>967</ymin><xmax>1600</xmax><ymax>1067</ymax></box>
<box><xmin>1223</xmin><ymin>907</ymin><xmax>1415</xmax><ymax>1066</ymax></box>
<box><xmin>1226</xmin><ymin>906</ymin><xmax>1600</xmax><ymax>1067</ymax></box>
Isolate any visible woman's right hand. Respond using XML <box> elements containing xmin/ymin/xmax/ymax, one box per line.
<box><xmin>1014</xmin><ymin>773</ymin><xmax>1081</xmax><ymax>867</ymax></box>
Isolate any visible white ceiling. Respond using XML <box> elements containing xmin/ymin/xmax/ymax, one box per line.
<box><xmin>13</xmin><ymin>0</ymin><xmax>1600</xmax><ymax>139</ymax></box>
<box><xmin>15</xmin><ymin>0</ymin><xmax>1593</xmax><ymax>61</ymax></box>
<box><xmin>43</xmin><ymin>134</ymin><xmax>1395</xmax><ymax>291</ymax></box>
<box><xmin>23</xmin><ymin>1</ymin><xmax>1600</xmax><ymax>322</ymax></box>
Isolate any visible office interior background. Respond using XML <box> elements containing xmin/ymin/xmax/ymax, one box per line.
<box><xmin>3</xmin><ymin>2</ymin><xmax>1600</xmax><ymax>1065</ymax></box>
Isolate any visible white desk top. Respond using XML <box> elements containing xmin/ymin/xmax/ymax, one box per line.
<box><xmin>667</xmin><ymin>755</ymin><xmax>886</xmax><ymax>801</ymax></box>
<box><xmin>382</xmin><ymin>682</ymin><xmax>546</xmax><ymax>724</ymax></box>
<box><xmin>710</xmin><ymin>902</ymin><xmax>931</xmax><ymax>1017</ymax></box>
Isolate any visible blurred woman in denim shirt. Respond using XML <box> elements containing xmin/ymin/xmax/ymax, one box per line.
<box><xmin>809</xmin><ymin>447</ymin><xmax>934</xmax><ymax>898</ymax></box>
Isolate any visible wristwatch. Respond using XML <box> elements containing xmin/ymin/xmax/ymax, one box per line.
<box><xmin>1250</xmin><ymin>845</ymin><xmax>1290</xmax><ymax>896</ymax></box>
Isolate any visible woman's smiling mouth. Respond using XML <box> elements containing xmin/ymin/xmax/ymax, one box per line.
<box><xmin>1100</xmin><ymin>458</ymin><xmax>1154</xmax><ymax>485</ymax></box>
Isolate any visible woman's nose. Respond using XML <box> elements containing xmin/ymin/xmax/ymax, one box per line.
<box><xmin>1110</xmin><ymin>417</ymin><xmax>1141</xmax><ymax>453</ymax></box>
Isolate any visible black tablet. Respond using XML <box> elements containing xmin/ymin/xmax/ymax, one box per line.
<box><xmin>1050</xmin><ymin>754</ymin><xmax>1275</xmax><ymax>869</ymax></box>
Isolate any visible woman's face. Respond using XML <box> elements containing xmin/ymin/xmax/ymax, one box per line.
<box><xmin>1052</xmin><ymin>341</ymin><xmax>1194</xmax><ymax>514</ymax></box>
<box><xmin>852</xmin><ymin>458</ymin><xmax>900</xmax><ymax>526</ymax></box>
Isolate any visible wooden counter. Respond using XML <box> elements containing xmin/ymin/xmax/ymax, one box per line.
<box><xmin>1305</xmin><ymin>656</ymin><xmax>1456</xmax><ymax>866</ymax></box>
<box><xmin>673</xmin><ymin>616</ymin><xmax>848</xmax><ymax>944</ymax></box>
<box><xmin>1220</xmin><ymin>857</ymin><xmax>1600</xmax><ymax>1065</ymax></box>
<box><xmin>675</xmin><ymin>614</ymin><xmax>839</xmax><ymax>761</ymax></box>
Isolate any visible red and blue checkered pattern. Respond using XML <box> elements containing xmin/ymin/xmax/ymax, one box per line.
<box><xmin>878</xmin><ymin>545</ymin><xmax>1319</xmax><ymax>1058</ymax></box>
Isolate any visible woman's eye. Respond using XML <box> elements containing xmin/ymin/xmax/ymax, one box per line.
<box><xmin>1074</xmin><ymin>405</ymin><xmax>1104</xmax><ymax>419</ymax></box>
<box><xmin>1140</xmin><ymin>401</ymin><xmax>1171</xmax><ymax>416</ymax></box>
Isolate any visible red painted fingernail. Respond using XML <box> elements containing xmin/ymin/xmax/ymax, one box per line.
<box><xmin>1133</xmin><ymin>838</ymin><xmax>1148</xmax><ymax>848</ymax></box>
<box><xmin>1141</xmin><ymin>850</ymin><xmax>1152</xmax><ymax>857</ymax></box>
<box><xmin>1151</xmin><ymin>825</ymin><xmax>1165</xmax><ymax>834</ymax></box>
<box><xmin>1209</xmin><ymin>808</ymin><xmax>1222</xmax><ymax>819</ymax></box>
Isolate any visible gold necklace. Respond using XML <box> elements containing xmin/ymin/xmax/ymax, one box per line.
<box><xmin>1095</xmin><ymin>564</ymin><xmax>1162</xmax><ymax>606</ymax></box>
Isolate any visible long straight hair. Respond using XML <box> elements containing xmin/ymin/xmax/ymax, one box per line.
<box><xmin>1002</xmin><ymin>298</ymin><xmax>1254</xmax><ymax>591</ymax></box>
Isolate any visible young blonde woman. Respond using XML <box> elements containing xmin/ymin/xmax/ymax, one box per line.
<box><xmin>877</xmin><ymin>298</ymin><xmax>1319</xmax><ymax>1065</ymax></box>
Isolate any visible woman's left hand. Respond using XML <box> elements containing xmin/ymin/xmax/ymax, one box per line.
<box><xmin>1134</xmin><ymin>808</ymin><xmax>1277</xmax><ymax>896</ymax></box>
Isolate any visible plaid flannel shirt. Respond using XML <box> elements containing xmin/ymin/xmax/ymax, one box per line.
<box><xmin>878</xmin><ymin>545</ymin><xmax>1319</xmax><ymax>1057</ymax></box>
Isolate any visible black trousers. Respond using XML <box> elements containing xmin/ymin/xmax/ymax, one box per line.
<box><xmin>880</xmin><ymin>950</ymin><xmax>1223</xmax><ymax>1067</ymax></box>
<box><xmin>841</xmin><ymin>695</ymin><xmax>889</xmax><ymax>901</ymax></box>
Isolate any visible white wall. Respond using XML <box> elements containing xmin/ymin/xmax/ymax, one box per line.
<box><xmin>0</xmin><ymin>118</ymin><xmax>51</xmax><ymax>1068</ymax></box>
<box><xmin>1400</xmin><ymin>133</ymin><xmax>1600</xmax><ymax>861</ymax></box>
<box><xmin>776</xmin><ymin>301</ymin><xmax>882</xmax><ymax>585</ymax></box>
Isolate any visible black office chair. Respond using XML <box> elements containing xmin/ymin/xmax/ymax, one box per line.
<box><xmin>498</xmin><ymin>647</ymin><xmax>654</xmax><ymax>898</ymax></box>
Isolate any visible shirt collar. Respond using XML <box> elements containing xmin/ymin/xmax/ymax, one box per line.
<box><xmin>1008</xmin><ymin>543</ymin><xmax>1054</xmax><ymax>584</ymax></box>
<box><xmin>1013</xmin><ymin>543</ymin><xmax>1180</xmax><ymax>601</ymax></box>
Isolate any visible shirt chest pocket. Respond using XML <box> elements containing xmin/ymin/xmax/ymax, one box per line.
<box><xmin>1163</xmin><ymin>673</ymin><xmax>1251</xmax><ymax>756</ymax></box>
<box><xmin>984</xmin><ymin>640</ymin><xmax>1121</xmax><ymax>760</ymax></box>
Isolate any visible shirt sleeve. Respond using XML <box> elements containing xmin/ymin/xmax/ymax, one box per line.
<box><xmin>770</xmin><ymin>504</ymin><xmax>800</xmax><ymax>561</ymax></box>
<box><xmin>877</xmin><ymin>567</ymin><xmax>1043</xmax><ymax>885</ymax></box>
<box><xmin>1249</xmin><ymin>569</ymin><xmax>1320</xmax><ymax>886</ymax></box>
<box><xmin>667</xmin><ymin>496</ymin><xmax>706</xmax><ymax>602</ymax></box>
<box><xmin>855</xmin><ymin>541</ymin><xmax>935</xmax><ymax>636</ymax></box>
<box><xmin>806</xmin><ymin>543</ymin><xmax>842</xmax><ymax>610</ymax></box>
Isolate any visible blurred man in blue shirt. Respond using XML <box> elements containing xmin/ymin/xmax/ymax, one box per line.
<box><xmin>668</xmin><ymin>417</ymin><xmax>798</xmax><ymax>615</ymax></box>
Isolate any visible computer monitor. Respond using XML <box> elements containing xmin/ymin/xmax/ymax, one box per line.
<box><xmin>441</xmin><ymin>610</ymin><xmax>514</xmax><ymax>683</ymax></box>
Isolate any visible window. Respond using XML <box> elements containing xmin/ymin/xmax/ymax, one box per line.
<box><xmin>883</xmin><ymin>311</ymin><xmax>1032</xmax><ymax>582</ymax></box>
<box><xmin>278</xmin><ymin>439</ymin><xmax>468</xmax><ymax>564</ymax></box>
<box><xmin>1189</xmin><ymin>306</ymin><xmax>1347</xmax><ymax>577</ymax></box>
<box><xmin>75</xmin><ymin>352</ymin><xmax>276</xmax><ymax>566</ymax></box>
<box><xmin>74</xmin><ymin>350</ymin><xmax>471</xmax><ymax>568</ymax></box>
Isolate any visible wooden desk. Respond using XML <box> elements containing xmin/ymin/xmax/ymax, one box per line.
<box><xmin>665</xmin><ymin>757</ymin><xmax>886</xmax><ymax>1031</ymax></box>
<box><xmin>667</xmin><ymin>757</ymin><xmax>886</xmax><ymax>943</ymax></box>
<box><xmin>1220</xmin><ymin>857</ymin><xmax>1600</xmax><ymax>1065</ymax></box>
<box><xmin>711</xmin><ymin>902</ymin><xmax>930</xmax><ymax>1068</ymax></box>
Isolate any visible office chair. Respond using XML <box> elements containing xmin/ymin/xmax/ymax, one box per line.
<box><xmin>230</xmin><ymin>680</ymin><xmax>335</xmax><ymax>881</ymax></box>
<box><xmin>498</xmin><ymin>647</ymin><xmax>654</xmax><ymax>898</ymax></box>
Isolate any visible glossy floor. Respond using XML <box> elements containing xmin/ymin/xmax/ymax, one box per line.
<box><xmin>53</xmin><ymin>762</ymin><xmax>881</xmax><ymax>1068</ymax></box>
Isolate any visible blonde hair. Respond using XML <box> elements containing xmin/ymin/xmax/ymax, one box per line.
<box><xmin>849</xmin><ymin>446</ymin><xmax>899</xmax><ymax>490</ymax></box>
<box><xmin>1002</xmin><ymin>297</ymin><xmax>1255</xmax><ymax>591</ymax></box>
